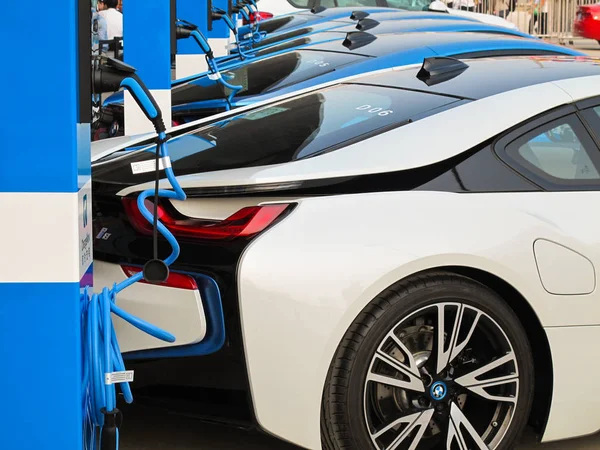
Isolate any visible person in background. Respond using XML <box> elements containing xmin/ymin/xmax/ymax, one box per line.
<box><xmin>533</xmin><ymin>0</ymin><xmax>548</xmax><ymax>35</ymax></box>
<box><xmin>92</xmin><ymin>5</ymin><xmax>108</xmax><ymax>53</ymax></box>
<box><xmin>493</xmin><ymin>0</ymin><xmax>509</xmax><ymax>18</ymax></box>
<box><xmin>451</xmin><ymin>0</ymin><xmax>476</xmax><ymax>12</ymax></box>
<box><xmin>97</xmin><ymin>0</ymin><xmax>123</xmax><ymax>40</ymax></box>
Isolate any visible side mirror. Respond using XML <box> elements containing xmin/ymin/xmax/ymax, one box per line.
<box><xmin>429</xmin><ymin>1</ymin><xmax>449</xmax><ymax>12</ymax></box>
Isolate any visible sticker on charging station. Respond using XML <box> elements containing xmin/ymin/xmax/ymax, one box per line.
<box><xmin>79</xmin><ymin>181</ymin><xmax>93</xmax><ymax>287</ymax></box>
<box><xmin>131</xmin><ymin>157</ymin><xmax>172</xmax><ymax>175</ymax></box>
<box><xmin>105</xmin><ymin>370</ymin><xmax>134</xmax><ymax>385</ymax></box>
<box><xmin>208</xmin><ymin>72</ymin><xmax>222</xmax><ymax>80</ymax></box>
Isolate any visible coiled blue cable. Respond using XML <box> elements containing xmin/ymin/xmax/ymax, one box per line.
<box><xmin>82</xmin><ymin>131</ymin><xmax>186</xmax><ymax>449</ymax></box>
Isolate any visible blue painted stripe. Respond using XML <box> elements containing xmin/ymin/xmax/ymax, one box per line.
<box><xmin>0</xmin><ymin>282</ymin><xmax>82</xmax><ymax>449</ymax></box>
<box><xmin>1</xmin><ymin>4</ymin><xmax>80</xmax><ymax>193</ymax></box>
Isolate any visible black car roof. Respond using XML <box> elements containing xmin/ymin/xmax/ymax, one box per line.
<box><xmin>353</xmin><ymin>56</ymin><xmax>600</xmax><ymax>99</ymax></box>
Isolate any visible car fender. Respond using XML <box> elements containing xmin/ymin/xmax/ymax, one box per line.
<box><xmin>237</xmin><ymin>190</ymin><xmax>600</xmax><ymax>448</ymax></box>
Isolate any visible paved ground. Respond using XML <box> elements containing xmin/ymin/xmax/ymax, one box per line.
<box><xmin>119</xmin><ymin>39</ymin><xmax>600</xmax><ymax>450</ymax></box>
<box><xmin>120</xmin><ymin>403</ymin><xmax>600</xmax><ymax>450</ymax></box>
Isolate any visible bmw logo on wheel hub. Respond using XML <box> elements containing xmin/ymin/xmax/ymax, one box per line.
<box><xmin>430</xmin><ymin>381</ymin><xmax>447</xmax><ymax>401</ymax></box>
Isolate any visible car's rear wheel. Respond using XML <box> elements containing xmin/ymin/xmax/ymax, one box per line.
<box><xmin>321</xmin><ymin>273</ymin><xmax>534</xmax><ymax>450</ymax></box>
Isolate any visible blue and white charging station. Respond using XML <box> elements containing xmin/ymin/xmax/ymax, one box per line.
<box><xmin>0</xmin><ymin>2</ymin><xmax>92</xmax><ymax>449</ymax></box>
<box><xmin>176</xmin><ymin>0</ymin><xmax>233</xmax><ymax>79</ymax></box>
<box><xmin>0</xmin><ymin>1</ymin><xmax>196</xmax><ymax>448</ymax></box>
<box><xmin>123</xmin><ymin>0</ymin><xmax>173</xmax><ymax>136</ymax></box>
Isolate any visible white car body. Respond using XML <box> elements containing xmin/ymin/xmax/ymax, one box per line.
<box><xmin>92</xmin><ymin>57</ymin><xmax>600</xmax><ymax>449</ymax></box>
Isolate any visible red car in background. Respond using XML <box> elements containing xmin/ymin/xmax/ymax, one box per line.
<box><xmin>574</xmin><ymin>3</ymin><xmax>600</xmax><ymax>44</ymax></box>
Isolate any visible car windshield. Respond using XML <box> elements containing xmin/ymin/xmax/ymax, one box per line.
<box><xmin>95</xmin><ymin>83</ymin><xmax>464</xmax><ymax>184</ymax></box>
<box><xmin>171</xmin><ymin>50</ymin><xmax>367</xmax><ymax>106</ymax></box>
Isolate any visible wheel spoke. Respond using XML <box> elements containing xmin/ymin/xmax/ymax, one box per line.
<box><xmin>373</xmin><ymin>409</ymin><xmax>434</xmax><ymax>450</ymax></box>
<box><xmin>454</xmin><ymin>352</ymin><xmax>518</xmax><ymax>404</ymax></box>
<box><xmin>447</xmin><ymin>403</ymin><xmax>488</xmax><ymax>450</ymax></box>
<box><xmin>388</xmin><ymin>330</ymin><xmax>420</xmax><ymax>376</ymax></box>
<box><xmin>436</xmin><ymin>304</ymin><xmax>482</xmax><ymax>374</ymax></box>
<box><xmin>367</xmin><ymin>351</ymin><xmax>425</xmax><ymax>393</ymax></box>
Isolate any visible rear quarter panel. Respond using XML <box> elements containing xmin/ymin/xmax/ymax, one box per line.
<box><xmin>238</xmin><ymin>191</ymin><xmax>600</xmax><ymax>448</ymax></box>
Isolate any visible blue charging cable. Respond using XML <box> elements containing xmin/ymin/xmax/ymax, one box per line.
<box><xmin>186</xmin><ymin>29</ymin><xmax>243</xmax><ymax>109</ymax></box>
<box><xmin>86</xmin><ymin>59</ymin><xmax>187</xmax><ymax>450</ymax></box>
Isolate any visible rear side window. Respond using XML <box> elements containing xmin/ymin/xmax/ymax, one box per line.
<box><xmin>319</xmin><ymin>0</ymin><xmax>378</xmax><ymax>5</ymax></box>
<box><xmin>287</xmin><ymin>0</ymin><xmax>315</xmax><ymax>7</ymax></box>
<box><xmin>501</xmin><ymin>114</ymin><xmax>600</xmax><ymax>188</ymax></box>
<box><xmin>97</xmin><ymin>84</ymin><xmax>465</xmax><ymax>184</ymax></box>
<box><xmin>171</xmin><ymin>51</ymin><xmax>367</xmax><ymax>106</ymax></box>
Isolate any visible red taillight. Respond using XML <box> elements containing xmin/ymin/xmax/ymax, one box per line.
<box><xmin>122</xmin><ymin>197</ymin><xmax>291</xmax><ymax>241</ymax></box>
<box><xmin>122</xmin><ymin>198</ymin><xmax>167</xmax><ymax>234</ymax></box>
<box><xmin>242</xmin><ymin>11</ymin><xmax>274</xmax><ymax>25</ymax></box>
<box><xmin>121</xmin><ymin>265</ymin><xmax>198</xmax><ymax>290</ymax></box>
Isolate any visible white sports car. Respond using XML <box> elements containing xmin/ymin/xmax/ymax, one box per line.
<box><xmin>252</xmin><ymin>0</ymin><xmax>520</xmax><ymax>30</ymax></box>
<box><xmin>92</xmin><ymin>55</ymin><xmax>600</xmax><ymax>450</ymax></box>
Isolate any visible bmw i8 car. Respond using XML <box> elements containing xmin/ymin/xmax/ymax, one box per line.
<box><xmin>93</xmin><ymin>55</ymin><xmax>600</xmax><ymax>450</ymax></box>
<box><xmin>247</xmin><ymin>1</ymin><xmax>519</xmax><ymax>31</ymax></box>
<box><xmin>224</xmin><ymin>12</ymin><xmax>495</xmax><ymax>64</ymax></box>
<box><xmin>99</xmin><ymin>31</ymin><xmax>582</xmax><ymax>138</ymax></box>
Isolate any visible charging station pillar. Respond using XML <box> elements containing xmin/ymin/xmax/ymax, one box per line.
<box><xmin>176</xmin><ymin>0</ymin><xmax>233</xmax><ymax>79</ymax></box>
<box><xmin>124</xmin><ymin>0</ymin><xmax>172</xmax><ymax>135</ymax></box>
<box><xmin>0</xmin><ymin>1</ymin><xmax>92</xmax><ymax>448</ymax></box>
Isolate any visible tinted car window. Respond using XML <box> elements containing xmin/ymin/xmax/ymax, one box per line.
<box><xmin>171</xmin><ymin>51</ymin><xmax>367</xmax><ymax>106</ymax></box>
<box><xmin>580</xmin><ymin>105</ymin><xmax>600</xmax><ymax>141</ymax></box>
<box><xmin>95</xmin><ymin>84</ymin><xmax>464</xmax><ymax>183</ymax></box>
<box><xmin>320</xmin><ymin>0</ymin><xmax>378</xmax><ymax>6</ymax></box>
<box><xmin>287</xmin><ymin>0</ymin><xmax>315</xmax><ymax>7</ymax></box>
<box><xmin>502</xmin><ymin>114</ymin><xmax>600</xmax><ymax>187</ymax></box>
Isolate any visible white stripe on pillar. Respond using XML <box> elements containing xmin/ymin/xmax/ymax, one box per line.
<box><xmin>124</xmin><ymin>89</ymin><xmax>172</xmax><ymax>136</ymax></box>
<box><xmin>0</xmin><ymin>192</ymin><xmax>80</xmax><ymax>282</ymax></box>
<box><xmin>176</xmin><ymin>54</ymin><xmax>209</xmax><ymax>79</ymax></box>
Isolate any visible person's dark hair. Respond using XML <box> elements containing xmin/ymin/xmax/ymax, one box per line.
<box><xmin>101</xmin><ymin>0</ymin><xmax>119</xmax><ymax>8</ymax></box>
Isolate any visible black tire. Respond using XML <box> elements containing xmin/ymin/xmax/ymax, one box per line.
<box><xmin>321</xmin><ymin>272</ymin><xmax>534</xmax><ymax>450</ymax></box>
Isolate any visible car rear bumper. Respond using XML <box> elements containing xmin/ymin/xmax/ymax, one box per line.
<box><xmin>93</xmin><ymin>260</ymin><xmax>207</xmax><ymax>355</ymax></box>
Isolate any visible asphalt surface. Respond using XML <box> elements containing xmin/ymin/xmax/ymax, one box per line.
<box><xmin>120</xmin><ymin>38</ymin><xmax>600</xmax><ymax>450</ymax></box>
<box><xmin>119</xmin><ymin>403</ymin><xmax>600</xmax><ymax>450</ymax></box>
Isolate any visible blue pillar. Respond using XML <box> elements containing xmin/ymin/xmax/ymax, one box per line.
<box><xmin>124</xmin><ymin>0</ymin><xmax>172</xmax><ymax>135</ymax></box>
<box><xmin>208</xmin><ymin>0</ymin><xmax>234</xmax><ymax>56</ymax></box>
<box><xmin>175</xmin><ymin>0</ymin><xmax>209</xmax><ymax>79</ymax></box>
<box><xmin>0</xmin><ymin>1</ymin><xmax>91</xmax><ymax>449</ymax></box>
<box><xmin>175</xmin><ymin>0</ymin><xmax>233</xmax><ymax>79</ymax></box>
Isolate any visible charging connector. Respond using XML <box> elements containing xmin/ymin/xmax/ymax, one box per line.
<box><xmin>85</xmin><ymin>57</ymin><xmax>186</xmax><ymax>450</ymax></box>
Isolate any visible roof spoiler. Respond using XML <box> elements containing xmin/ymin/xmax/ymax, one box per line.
<box><xmin>355</xmin><ymin>18</ymin><xmax>380</xmax><ymax>32</ymax></box>
<box><xmin>343</xmin><ymin>32</ymin><xmax>377</xmax><ymax>51</ymax></box>
<box><xmin>350</xmin><ymin>10</ymin><xmax>370</xmax><ymax>20</ymax></box>
<box><xmin>311</xmin><ymin>5</ymin><xmax>327</xmax><ymax>13</ymax></box>
<box><xmin>417</xmin><ymin>57</ymin><xmax>469</xmax><ymax>86</ymax></box>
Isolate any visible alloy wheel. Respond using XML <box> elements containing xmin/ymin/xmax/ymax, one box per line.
<box><xmin>364</xmin><ymin>302</ymin><xmax>519</xmax><ymax>450</ymax></box>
